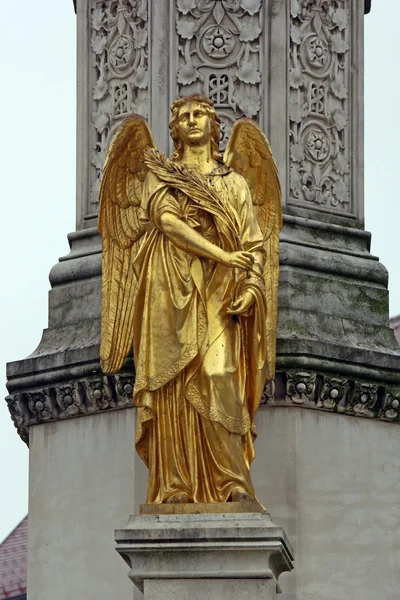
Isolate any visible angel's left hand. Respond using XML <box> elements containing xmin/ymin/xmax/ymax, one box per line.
<box><xmin>227</xmin><ymin>291</ymin><xmax>255</xmax><ymax>316</ymax></box>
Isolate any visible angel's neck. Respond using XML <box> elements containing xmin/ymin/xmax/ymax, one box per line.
<box><xmin>181</xmin><ymin>144</ymin><xmax>217</xmax><ymax>174</ymax></box>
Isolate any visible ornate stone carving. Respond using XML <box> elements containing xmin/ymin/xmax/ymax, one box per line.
<box><xmin>261</xmin><ymin>380</ymin><xmax>275</xmax><ymax>405</ymax></box>
<box><xmin>289</xmin><ymin>0</ymin><xmax>351</xmax><ymax>214</ymax></box>
<box><xmin>115</xmin><ymin>373</ymin><xmax>136</xmax><ymax>407</ymax></box>
<box><xmin>55</xmin><ymin>383</ymin><xmax>85</xmax><ymax>417</ymax></box>
<box><xmin>286</xmin><ymin>371</ymin><xmax>316</xmax><ymax>405</ymax></box>
<box><xmin>85</xmin><ymin>376</ymin><xmax>115</xmax><ymax>411</ymax></box>
<box><xmin>7</xmin><ymin>371</ymin><xmax>400</xmax><ymax>446</ymax></box>
<box><xmin>379</xmin><ymin>388</ymin><xmax>400</xmax><ymax>421</ymax></box>
<box><xmin>175</xmin><ymin>0</ymin><xmax>263</xmax><ymax>146</ymax></box>
<box><xmin>27</xmin><ymin>390</ymin><xmax>58</xmax><ymax>422</ymax></box>
<box><xmin>90</xmin><ymin>0</ymin><xmax>149</xmax><ymax>207</ymax></box>
<box><xmin>317</xmin><ymin>375</ymin><xmax>347</xmax><ymax>411</ymax></box>
<box><xmin>347</xmin><ymin>381</ymin><xmax>378</xmax><ymax>417</ymax></box>
<box><xmin>6</xmin><ymin>394</ymin><xmax>30</xmax><ymax>445</ymax></box>
<box><xmin>6</xmin><ymin>373</ymin><xmax>135</xmax><ymax>444</ymax></box>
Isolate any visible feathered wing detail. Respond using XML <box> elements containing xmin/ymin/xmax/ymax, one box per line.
<box><xmin>99</xmin><ymin>116</ymin><xmax>156</xmax><ymax>373</ymax></box>
<box><xmin>224</xmin><ymin>119</ymin><xmax>282</xmax><ymax>380</ymax></box>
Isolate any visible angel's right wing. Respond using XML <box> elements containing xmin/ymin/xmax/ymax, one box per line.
<box><xmin>98</xmin><ymin>116</ymin><xmax>156</xmax><ymax>373</ymax></box>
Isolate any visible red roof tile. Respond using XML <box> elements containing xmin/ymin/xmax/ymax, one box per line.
<box><xmin>0</xmin><ymin>517</ymin><xmax>27</xmax><ymax>599</ymax></box>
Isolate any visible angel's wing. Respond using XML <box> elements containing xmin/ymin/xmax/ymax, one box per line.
<box><xmin>98</xmin><ymin>115</ymin><xmax>156</xmax><ymax>373</ymax></box>
<box><xmin>224</xmin><ymin>119</ymin><xmax>282</xmax><ymax>380</ymax></box>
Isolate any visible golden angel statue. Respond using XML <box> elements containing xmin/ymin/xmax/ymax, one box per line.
<box><xmin>99</xmin><ymin>94</ymin><xmax>281</xmax><ymax>505</ymax></box>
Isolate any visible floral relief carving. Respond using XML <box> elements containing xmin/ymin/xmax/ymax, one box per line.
<box><xmin>286</xmin><ymin>371</ymin><xmax>316</xmax><ymax>405</ymax></box>
<box><xmin>85</xmin><ymin>376</ymin><xmax>115</xmax><ymax>411</ymax></box>
<box><xmin>175</xmin><ymin>0</ymin><xmax>263</xmax><ymax>146</ymax></box>
<box><xmin>379</xmin><ymin>388</ymin><xmax>400</xmax><ymax>421</ymax></box>
<box><xmin>56</xmin><ymin>383</ymin><xmax>85</xmax><ymax>417</ymax></box>
<box><xmin>90</xmin><ymin>0</ymin><xmax>149</xmax><ymax>207</ymax></box>
<box><xmin>289</xmin><ymin>0</ymin><xmax>351</xmax><ymax>213</ymax></box>
<box><xmin>317</xmin><ymin>375</ymin><xmax>347</xmax><ymax>411</ymax></box>
<box><xmin>347</xmin><ymin>381</ymin><xmax>378</xmax><ymax>418</ymax></box>
<box><xmin>115</xmin><ymin>373</ymin><xmax>135</xmax><ymax>407</ymax></box>
<box><xmin>6</xmin><ymin>372</ymin><xmax>400</xmax><ymax>446</ymax></box>
<box><xmin>27</xmin><ymin>390</ymin><xmax>57</xmax><ymax>422</ymax></box>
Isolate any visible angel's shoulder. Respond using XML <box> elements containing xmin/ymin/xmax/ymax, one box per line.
<box><xmin>224</xmin><ymin>169</ymin><xmax>250</xmax><ymax>193</ymax></box>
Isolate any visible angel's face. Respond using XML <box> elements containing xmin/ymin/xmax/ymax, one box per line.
<box><xmin>176</xmin><ymin>102</ymin><xmax>212</xmax><ymax>147</ymax></box>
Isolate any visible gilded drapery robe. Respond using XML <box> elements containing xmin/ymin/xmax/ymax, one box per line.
<box><xmin>132</xmin><ymin>163</ymin><xmax>268</xmax><ymax>503</ymax></box>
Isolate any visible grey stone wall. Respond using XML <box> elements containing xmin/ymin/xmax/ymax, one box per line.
<box><xmin>25</xmin><ymin>404</ymin><xmax>400</xmax><ymax>600</ymax></box>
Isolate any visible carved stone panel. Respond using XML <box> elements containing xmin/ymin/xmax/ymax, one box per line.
<box><xmin>89</xmin><ymin>0</ymin><xmax>149</xmax><ymax>212</ymax></box>
<box><xmin>175</xmin><ymin>0</ymin><xmax>263</xmax><ymax>147</ymax></box>
<box><xmin>289</xmin><ymin>0</ymin><xmax>353</xmax><ymax>216</ymax></box>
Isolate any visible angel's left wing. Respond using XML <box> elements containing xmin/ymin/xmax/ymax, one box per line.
<box><xmin>224</xmin><ymin>119</ymin><xmax>282</xmax><ymax>380</ymax></box>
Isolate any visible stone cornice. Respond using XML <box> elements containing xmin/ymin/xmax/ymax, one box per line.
<box><xmin>6</xmin><ymin>370</ymin><xmax>400</xmax><ymax>446</ymax></box>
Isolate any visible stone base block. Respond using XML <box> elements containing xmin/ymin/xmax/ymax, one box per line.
<box><xmin>144</xmin><ymin>578</ymin><xmax>276</xmax><ymax>600</ymax></box>
<box><xmin>115</xmin><ymin>512</ymin><xmax>294</xmax><ymax>599</ymax></box>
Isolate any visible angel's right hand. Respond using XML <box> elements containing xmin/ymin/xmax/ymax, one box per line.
<box><xmin>220</xmin><ymin>250</ymin><xmax>255</xmax><ymax>271</ymax></box>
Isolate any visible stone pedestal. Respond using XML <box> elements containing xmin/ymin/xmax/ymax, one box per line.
<box><xmin>115</xmin><ymin>513</ymin><xmax>294</xmax><ymax>600</ymax></box>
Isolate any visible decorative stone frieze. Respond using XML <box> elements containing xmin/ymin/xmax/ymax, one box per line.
<box><xmin>379</xmin><ymin>388</ymin><xmax>400</xmax><ymax>421</ymax></box>
<box><xmin>175</xmin><ymin>0</ymin><xmax>263</xmax><ymax>146</ymax></box>
<box><xmin>6</xmin><ymin>372</ymin><xmax>135</xmax><ymax>445</ymax></box>
<box><xmin>263</xmin><ymin>371</ymin><xmax>400</xmax><ymax>423</ymax></box>
<box><xmin>289</xmin><ymin>0</ymin><xmax>353</xmax><ymax>216</ymax></box>
<box><xmin>89</xmin><ymin>0</ymin><xmax>149</xmax><ymax>209</ymax></box>
<box><xmin>9</xmin><ymin>368</ymin><xmax>399</xmax><ymax>446</ymax></box>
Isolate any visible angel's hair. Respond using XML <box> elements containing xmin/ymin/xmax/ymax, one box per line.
<box><xmin>169</xmin><ymin>94</ymin><xmax>224</xmax><ymax>163</ymax></box>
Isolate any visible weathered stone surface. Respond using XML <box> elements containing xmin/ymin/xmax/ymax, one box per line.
<box><xmin>26</xmin><ymin>409</ymin><xmax>147</xmax><ymax>600</ymax></box>
<box><xmin>144</xmin><ymin>579</ymin><xmax>277</xmax><ymax>600</ymax></box>
<box><xmin>115</xmin><ymin>513</ymin><xmax>293</xmax><ymax>599</ymax></box>
<box><xmin>24</xmin><ymin>401</ymin><xmax>400</xmax><ymax>600</ymax></box>
<box><xmin>253</xmin><ymin>406</ymin><xmax>400</xmax><ymax>600</ymax></box>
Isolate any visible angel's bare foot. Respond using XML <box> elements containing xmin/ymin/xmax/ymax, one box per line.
<box><xmin>230</xmin><ymin>487</ymin><xmax>255</xmax><ymax>502</ymax></box>
<box><xmin>166</xmin><ymin>492</ymin><xmax>192</xmax><ymax>504</ymax></box>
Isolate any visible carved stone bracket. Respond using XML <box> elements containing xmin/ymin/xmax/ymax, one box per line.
<box><xmin>8</xmin><ymin>368</ymin><xmax>400</xmax><ymax>446</ymax></box>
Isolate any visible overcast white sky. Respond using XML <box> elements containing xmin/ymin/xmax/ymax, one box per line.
<box><xmin>0</xmin><ymin>1</ymin><xmax>399</xmax><ymax>544</ymax></box>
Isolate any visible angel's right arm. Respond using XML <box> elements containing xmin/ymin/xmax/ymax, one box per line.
<box><xmin>159</xmin><ymin>211</ymin><xmax>227</xmax><ymax>264</ymax></box>
<box><xmin>159</xmin><ymin>210</ymin><xmax>254</xmax><ymax>272</ymax></box>
<box><xmin>143</xmin><ymin>174</ymin><xmax>224</xmax><ymax>262</ymax></box>
<box><xmin>144</xmin><ymin>173</ymin><xmax>254</xmax><ymax>271</ymax></box>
